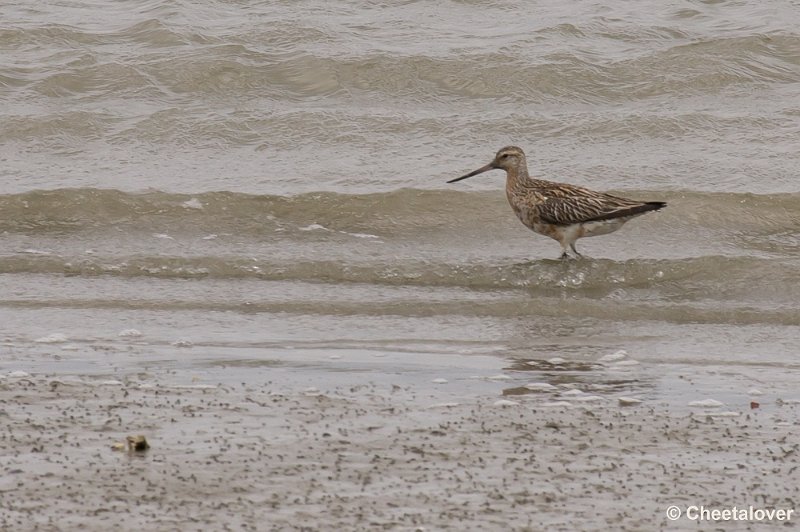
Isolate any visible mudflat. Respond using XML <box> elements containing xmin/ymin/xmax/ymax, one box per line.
<box><xmin>2</xmin><ymin>372</ymin><xmax>797</xmax><ymax>531</ymax></box>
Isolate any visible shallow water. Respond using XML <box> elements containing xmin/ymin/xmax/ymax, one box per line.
<box><xmin>1</xmin><ymin>0</ymin><xmax>799</xmax><ymax>407</ymax></box>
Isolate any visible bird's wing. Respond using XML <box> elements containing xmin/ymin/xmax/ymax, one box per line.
<box><xmin>537</xmin><ymin>193</ymin><xmax>665</xmax><ymax>225</ymax></box>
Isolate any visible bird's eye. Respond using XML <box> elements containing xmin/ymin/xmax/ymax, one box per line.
<box><xmin>501</xmin><ymin>154</ymin><xmax>508</xmax><ymax>159</ymax></box>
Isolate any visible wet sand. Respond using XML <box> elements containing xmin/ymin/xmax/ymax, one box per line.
<box><xmin>1</xmin><ymin>372</ymin><xmax>797</xmax><ymax>531</ymax></box>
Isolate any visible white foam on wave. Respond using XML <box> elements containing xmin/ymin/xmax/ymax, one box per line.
<box><xmin>340</xmin><ymin>230</ymin><xmax>382</xmax><ymax>241</ymax></box>
<box><xmin>172</xmin><ymin>339</ymin><xmax>194</xmax><ymax>348</ymax></box>
<box><xmin>34</xmin><ymin>333</ymin><xmax>68</xmax><ymax>344</ymax></box>
<box><xmin>182</xmin><ymin>198</ymin><xmax>203</xmax><ymax>210</ymax></box>
<box><xmin>299</xmin><ymin>224</ymin><xmax>328</xmax><ymax>232</ymax></box>
<box><xmin>598</xmin><ymin>350</ymin><xmax>627</xmax><ymax>363</ymax></box>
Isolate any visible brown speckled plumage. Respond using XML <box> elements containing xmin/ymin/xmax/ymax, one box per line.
<box><xmin>448</xmin><ymin>146</ymin><xmax>666</xmax><ymax>258</ymax></box>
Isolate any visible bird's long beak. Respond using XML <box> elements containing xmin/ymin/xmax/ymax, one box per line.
<box><xmin>447</xmin><ymin>163</ymin><xmax>495</xmax><ymax>183</ymax></box>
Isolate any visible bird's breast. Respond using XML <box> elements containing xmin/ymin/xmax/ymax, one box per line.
<box><xmin>506</xmin><ymin>188</ymin><xmax>544</xmax><ymax>227</ymax></box>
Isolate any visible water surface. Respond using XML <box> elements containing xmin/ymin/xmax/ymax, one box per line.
<box><xmin>2</xmin><ymin>0</ymin><xmax>799</xmax><ymax>406</ymax></box>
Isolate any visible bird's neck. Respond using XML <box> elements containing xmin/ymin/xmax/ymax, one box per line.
<box><xmin>505</xmin><ymin>164</ymin><xmax>531</xmax><ymax>190</ymax></box>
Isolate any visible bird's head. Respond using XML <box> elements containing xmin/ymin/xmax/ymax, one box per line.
<box><xmin>447</xmin><ymin>146</ymin><xmax>527</xmax><ymax>183</ymax></box>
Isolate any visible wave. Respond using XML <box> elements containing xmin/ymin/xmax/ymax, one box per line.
<box><xmin>0</xmin><ymin>187</ymin><xmax>797</xmax><ymax>236</ymax></box>
<box><xmin>7</xmin><ymin>20</ymin><xmax>800</xmax><ymax>103</ymax></box>
<box><xmin>1</xmin><ymin>247</ymin><xmax>798</xmax><ymax>300</ymax></box>
<box><xmin>2</xmin><ymin>188</ymin><xmax>796</xmax><ymax>321</ymax></box>
<box><xmin>2</xmin><ymin>254</ymin><xmax>799</xmax><ymax>327</ymax></box>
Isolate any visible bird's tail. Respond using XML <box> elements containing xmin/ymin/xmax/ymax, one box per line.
<box><xmin>587</xmin><ymin>201</ymin><xmax>667</xmax><ymax>222</ymax></box>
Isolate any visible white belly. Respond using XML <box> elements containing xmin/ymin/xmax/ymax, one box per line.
<box><xmin>529</xmin><ymin>219</ymin><xmax>629</xmax><ymax>243</ymax></box>
<box><xmin>580</xmin><ymin>219</ymin><xmax>628</xmax><ymax>237</ymax></box>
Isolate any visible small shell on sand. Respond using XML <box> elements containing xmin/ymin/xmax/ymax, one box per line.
<box><xmin>428</xmin><ymin>402</ymin><xmax>460</xmax><ymax>409</ymax></box>
<box><xmin>493</xmin><ymin>399</ymin><xmax>519</xmax><ymax>407</ymax></box>
<box><xmin>126</xmin><ymin>435</ymin><xmax>150</xmax><ymax>452</ymax></box>
<box><xmin>525</xmin><ymin>382</ymin><xmax>557</xmax><ymax>391</ymax></box>
<box><xmin>706</xmin><ymin>411</ymin><xmax>741</xmax><ymax>418</ymax></box>
<box><xmin>688</xmin><ymin>399</ymin><xmax>724</xmax><ymax>408</ymax></box>
<box><xmin>618</xmin><ymin>397</ymin><xmax>642</xmax><ymax>406</ymax></box>
<box><xmin>541</xmin><ymin>401</ymin><xmax>573</xmax><ymax>407</ymax></box>
<box><xmin>431</xmin><ymin>378</ymin><xmax>448</xmax><ymax>384</ymax></box>
<box><xmin>571</xmin><ymin>395</ymin><xmax>604</xmax><ymax>402</ymax></box>
<box><xmin>748</xmin><ymin>389</ymin><xmax>764</xmax><ymax>396</ymax></box>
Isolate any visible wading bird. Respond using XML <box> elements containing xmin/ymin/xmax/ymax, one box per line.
<box><xmin>448</xmin><ymin>146</ymin><xmax>666</xmax><ymax>259</ymax></box>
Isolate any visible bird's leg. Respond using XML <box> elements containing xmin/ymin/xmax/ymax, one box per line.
<box><xmin>570</xmin><ymin>243</ymin><xmax>583</xmax><ymax>258</ymax></box>
<box><xmin>559</xmin><ymin>241</ymin><xmax>571</xmax><ymax>260</ymax></box>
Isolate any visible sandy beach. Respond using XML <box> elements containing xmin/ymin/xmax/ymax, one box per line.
<box><xmin>2</xmin><ymin>370</ymin><xmax>797</xmax><ymax>531</ymax></box>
